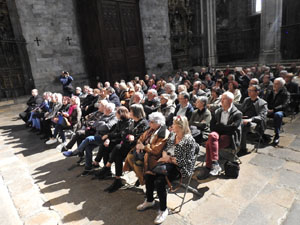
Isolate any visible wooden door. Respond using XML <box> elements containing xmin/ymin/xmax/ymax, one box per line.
<box><xmin>77</xmin><ymin>0</ymin><xmax>145</xmax><ymax>84</ymax></box>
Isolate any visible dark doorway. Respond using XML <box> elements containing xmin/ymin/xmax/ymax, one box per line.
<box><xmin>76</xmin><ymin>0</ymin><xmax>145</xmax><ymax>85</ymax></box>
<box><xmin>0</xmin><ymin>0</ymin><xmax>32</xmax><ymax>100</ymax></box>
<box><xmin>281</xmin><ymin>0</ymin><xmax>300</xmax><ymax>60</ymax></box>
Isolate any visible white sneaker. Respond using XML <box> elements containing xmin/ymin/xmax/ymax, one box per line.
<box><xmin>46</xmin><ymin>138</ymin><xmax>57</xmax><ymax>145</ymax></box>
<box><xmin>136</xmin><ymin>200</ymin><xmax>155</xmax><ymax>211</ymax></box>
<box><xmin>154</xmin><ymin>209</ymin><xmax>168</xmax><ymax>224</ymax></box>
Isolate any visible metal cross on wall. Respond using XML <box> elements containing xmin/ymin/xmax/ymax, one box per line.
<box><xmin>66</xmin><ymin>37</ymin><xmax>72</xmax><ymax>45</ymax></box>
<box><xmin>34</xmin><ymin>37</ymin><xmax>41</xmax><ymax>46</ymax></box>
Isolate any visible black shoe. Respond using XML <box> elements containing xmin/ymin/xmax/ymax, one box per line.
<box><xmin>104</xmin><ymin>179</ymin><xmax>123</xmax><ymax>193</ymax></box>
<box><xmin>134</xmin><ymin>179</ymin><xmax>140</xmax><ymax>187</ymax></box>
<box><xmin>94</xmin><ymin>167</ymin><xmax>112</xmax><ymax>179</ymax></box>
<box><xmin>61</xmin><ymin>146</ymin><xmax>69</xmax><ymax>152</ymax></box>
<box><xmin>237</xmin><ymin>148</ymin><xmax>249</xmax><ymax>157</ymax></box>
<box><xmin>81</xmin><ymin>169</ymin><xmax>92</xmax><ymax>176</ymax></box>
<box><xmin>76</xmin><ymin>156</ymin><xmax>84</xmax><ymax>164</ymax></box>
<box><xmin>29</xmin><ymin>127</ymin><xmax>37</xmax><ymax>132</ymax></box>
<box><xmin>272</xmin><ymin>135</ymin><xmax>280</xmax><ymax>145</ymax></box>
<box><xmin>92</xmin><ymin>163</ymin><xmax>100</xmax><ymax>168</ymax></box>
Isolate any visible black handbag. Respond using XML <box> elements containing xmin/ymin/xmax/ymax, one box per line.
<box><xmin>152</xmin><ymin>163</ymin><xmax>175</xmax><ymax>176</ymax></box>
<box><xmin>224</xmin><ymin>161</ymin><xmax>240</xmax><ymax>179</ymax></box>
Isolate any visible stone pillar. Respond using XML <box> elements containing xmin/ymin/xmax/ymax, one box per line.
<box><xmin>139</xmin><ymin>0</ymin><xmax>173</xmax><ymax>76</ymax></box>
<box><xmin>259</xmin><ymin>0</ymin><xmax>283</xmax><ymax>64</ymax></box>
<box><xmin>201</xmin><ymin>0</ymin><xmax>217</xmax><ymax>66</ymax></box>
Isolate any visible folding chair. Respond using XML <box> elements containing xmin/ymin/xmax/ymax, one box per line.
<box><xmin>170</xmin><ymin>143</ymin><xmax>202</xmax><ymax>213</ymax></box>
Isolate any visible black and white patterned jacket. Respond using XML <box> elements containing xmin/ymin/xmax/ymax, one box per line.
<box><xmin>164</xmin><ymin>133</ymin><xmax>196</xmax><ymax>178</ymax></box>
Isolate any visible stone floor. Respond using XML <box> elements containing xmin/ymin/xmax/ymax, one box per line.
<box><xmin>0</xmin><ymin>103</ymin><xmax>300</xmax><ymax>225</ymax></box>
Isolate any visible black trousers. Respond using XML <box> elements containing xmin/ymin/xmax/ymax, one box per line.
<box><xmin>108</xmin><ymin>143</ymin><xmax>132</xmax><ymax>177</ymax></box>
<box><xmin>41</xmin><ymin>119</ymin><xmax>53</xmax><ymax>138</ymax></box>
<box><xmin>145</xmin><ymin>166</ymin><xmax>180</xmax><ymax>211</ymax></box>
<box><xmin>66</xmin><ymin>129</ymin><xmax>86</xmax><ymax>149</ymax></box>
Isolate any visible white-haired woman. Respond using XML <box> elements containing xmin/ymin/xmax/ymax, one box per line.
<box><xmin>123</xmin><ymin>112</ymin><xmax>170</xmax><ymax>186</ymax></box>
<box><xmin>136</xmin><ymin>116</ymin><xmax>196</xmax><ymax>224</ymax></box>
<box><xmin>46</xmin><ymin>96</ymin><xmax>81</xmax><ymax>145</ymax></box>
<box><xmin>40</xmin><ymin>93</ymin><xmax>63</xmax><ymax>140</ymax></box>
<box><xmin>164</xmin><ymin>83</ymin><xmax>177</xmax><ymax>104</ymax></box>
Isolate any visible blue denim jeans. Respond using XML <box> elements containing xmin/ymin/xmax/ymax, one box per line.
<box><xmin>274</xmin><ymin>111</ymin><xmax>284</xmax><ymax>135</ymax></box>
<box><xmin>77</xmin><ymin>135</ymin><xmax>102</xmax><ymax>170</ymax></box>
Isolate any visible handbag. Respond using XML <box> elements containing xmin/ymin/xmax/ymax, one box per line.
<box><xmin>151</xmin><ymin>162</ymin><xmax>182</xmax><ymax>192</ymax></box>
<box><xmin>224</xmin><ymin>161</ymin><xmax>240</xmax><ymax>178</ymax></box>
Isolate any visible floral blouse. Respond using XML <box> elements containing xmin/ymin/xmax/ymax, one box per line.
<box><xmin>164</xmin><ymin>133</ymin><xmax>196</xmax><ymax>177</ymax></box>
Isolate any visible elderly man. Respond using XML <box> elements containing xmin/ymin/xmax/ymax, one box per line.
<box><xmin>143</xmin><ymin>89</ymin><xmax>160</xmax><ymax>116</ymax></box>
<box><xmin>198</xmin><ymin>92</ymin><xmax>242</xmax><ymax>178</ymax></box>
<box><xmin>19</xmin><ymin>89</ymin><xmax>43</xmax><ymax>124</ymax></box>
<box><xmin>237</xmin><ymin>85</ymin><xmax>268</xmax><ymax>155</ymax></box>
<box><xmin>266</xmin><ymin>77</ymin><xmax>290</xmax><ymax>145</ymax></box>
<box><xmin>167</xmin><ymin>91</ymin><xmax>194</xmax><ymax>126</ymax></box>
<box><xmin>63</xmin><ymin>103</ymin><xmax>118</xmax><ymax>175</ymax></box>
<box><xmin>190</xmin><ymin>81</ymin><xmax>206</xmax><ymax>106</ymax></box>
<box><xmin>61</xmin><ymin>100</ymin><xmax>108</xmax><ymax>152</ymax></box>
<box><xmin>106</xmin><ymin>87</ymin><xmax>120</xmax><ymax>107</ymax></box>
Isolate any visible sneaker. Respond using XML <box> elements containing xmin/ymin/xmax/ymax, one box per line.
<box><xmin>136</xmin><ymin>200</ymin><xmax>155</xmax><ymax>211</ymax></box>
<box><xmin>154</xmin><ymin>209</ymin><xmax>168</xmax><ymax>224</ymax></box>
<box><xmin>104</xmin><ymin>179</ymin><xmax>123</xmax><ymax>193</ymax></box>
<box><xmin>46</xmin><ymin>138</ymin><xmax>57</xmax><ymax>145</ymax></box>
<box><xmin>209</xmin><ymin>162</ymin><xmax>221</xmax><ymax>176</ymax></box>
<box><xmin>81</xmin><ymin>169</ymin><xmax>92</xmax><ymax>176</ymax></box>
<box><xmin>272</xmin><ymin>134</ymin><xmax>280</xmax><ymax>145</ymax></box>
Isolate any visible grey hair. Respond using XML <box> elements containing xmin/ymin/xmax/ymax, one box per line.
<box><xmin>280</xmin><ymin>70</ymin><xmax>288</xmax><ymax>75</ymax></box>
<box><xmin>160</xmin><ymin>93</ymin><xmax>170</xmax><ymax>100</ymax></box>
<box><xmin>222</xmin><ymin>91</ymin><xmax>234</xmax><ymax>101</ymax></box>
<box><xmin>197</xmin><ymin>96</ymin><xmax>208</xmax><ymax>107</ymax></box>
<box><xmin>194</xmin><ymin>72</ymin><xmax>199</xmax><ymax>77</ymax></box>
<box><xmin>134</xmin><ymin>91</ymin><xmax>143</xmax><ymax>100</ymax></box>
<box><xmin>275</xmin><ymin>77</ymin><xmax>286</xmax><ymax>86</ymax></box>
<box><xmin>179</xmin><ymin>91</ymin><xmax>190</xmax><ymax>100</ymax></box>
<box><xmin>105</xmin><ymin>102</ymin><xmax>116</xmax><ymax>112</ymax></box>
<box><xmin>148</xmin><ymin>89</ymin><xmax>158</xmax><ymax>96</ymax></box>
<box><xmin>53</xmin><ymin>93</ymin><xmax>62</xmax><ymax>104</ymax></box>
<box><xmin>228</xmin><ymin>74</ymin><xmax>235</xmax><ymax>80</ymax></box>
<box><xmin>250</xmin><ymin>78</ymin><xmax>259</xmax><ymax>84</ymax></box>
<box><xmin>148</xmin><ymin>112</ymin><xmax>165</xmax><ymax>126</ymax></box>
<box><xmin>106</xmin><ymin>86</ymin><xmax>115</xmax><ymax>94</ymax></box>
<box><xmin>165</xmin><ymin>83</ymin><xmax>176</xmax><ymax>92</ymax></box>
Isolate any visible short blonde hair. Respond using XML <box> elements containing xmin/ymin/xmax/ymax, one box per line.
<box><xmin>173</xmin><ymin>115</ymin><xmax>191</xmax><ymax>135</ymax></box>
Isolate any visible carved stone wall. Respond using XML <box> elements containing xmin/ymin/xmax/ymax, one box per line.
<box><xmin>11</xmin><ymin>0</ymin><xmax>88</xmax><ymax>93</ymax></box>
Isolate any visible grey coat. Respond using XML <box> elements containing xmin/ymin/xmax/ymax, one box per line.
<box><xmin>189</xmin><ymin>108</ymin><xmax>211</xmax><ymax>141</ymax></box>
<box><xmin>238</xmin><ymin>97</ymin><xmax>268</xmax><ymax>133</ymax></box>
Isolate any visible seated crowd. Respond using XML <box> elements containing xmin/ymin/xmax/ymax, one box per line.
<box><xmin>19</xmin><ymin>64</ymin><xmax>300</xmax><ymax>224</ymax></box>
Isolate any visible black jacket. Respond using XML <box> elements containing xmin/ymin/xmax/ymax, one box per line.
<box><xmin>108</xmin><ymin>118</ymin><xmax>133</xmax><ymax>143</ymax></box>
<box><xmin>211</xmin><ymin>105</ymin><xmax>242</xmax><ymax>150</ymax></box>
<box><xmin>143</xmin><ymin>97</ymin><xmax>161</xmax><ymax>116</ymax></box>
<box><xmin>109</xmin><ymin>93</ymin><xmax>121</xmax><ymax>107</ymax></box>
<box><xmin>267</xmin><ymin>87</ymin><xmax>290</xmax><ymax>112</ymax></box>
<box><xmin>127</xmin><ymin>118</ymin><xmax>149</xmax><ymax>147</ymax></box>
<box><xmin>25</xmin><ymin>95</ymin><xmax>43</xmax><ymax>112</ymax></box>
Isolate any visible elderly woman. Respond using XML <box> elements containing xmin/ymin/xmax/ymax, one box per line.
<box><xmin>207</xmin><ymin>87</ymin><xmax>223</xmax><ymax>113</ymax></box>
<box><xmin>158</xmin><ymin>93</ymin><xmax>176</xmax><ymax>119</ymax></box>
<box><xmin>40</xmin><ymin>93</ymin><xmax>63</xmax><ymax>140</ymax></box>
<box><xmin>123</xmin><ymin>112</ymin><xmax>170</xmax><ymax>186</ymax></box>
<box><xmin>46</xmin><ymin>96</ymin><xmax>81</xmax><ymax>145</ymax></box>
<box><xmin>136</xmin><ymin>116</ymin><xmax>196</xmax><ymax>224</ymax></box>
<box><xmin>228</xmin><ymin>81</ymin><xmax>241</xmax><ymax>103</ymax></box>
<box><xmin>164</xmin><ymin>83</ymin><xmax>177</xmax><ymax>104</ymax></box>
<box><xmin>189</xmin><ymin>96</ymin><xmax>212</xmax><ymax>143</ymax></box>
<box><xmin>95</xmin><ymin>104</ymin><xmax>149</xmax><ymax>192</ymax></box>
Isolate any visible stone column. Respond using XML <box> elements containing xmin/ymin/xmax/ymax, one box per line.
<box><xmin>259</xmin><ymin>0</ymin><xmax>283</xmax><ymax>64</ymax></box>
<box><xmin>139</xmin><ymin>0</ymin><xmax>173</xmax><ymax>76</ymax></box>
<box><xmin>201</xmin><ymin>0</ymin><xmax>217</xmax><ymax>66</ymax></box>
